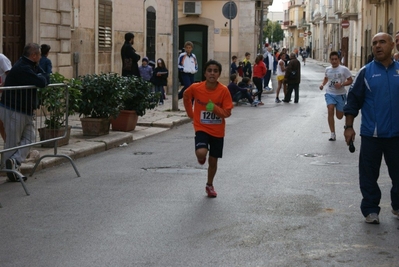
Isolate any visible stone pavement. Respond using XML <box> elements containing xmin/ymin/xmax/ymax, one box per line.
<box><xmin>9</xmin><ymin>99</ymin><xmax>191</xmax><ymax>178</ymax></box>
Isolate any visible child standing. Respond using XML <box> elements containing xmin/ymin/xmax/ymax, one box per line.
<box><xmin>151</xmin><ymin>58</ymin><xmax>169</xmax><ymax>105</ymax></box>
<box><xmin>139</xmin><ymin>57</ymin><xmax>153</xmax><ymax>82</ymax></box>
<box><xmin>183</xmin><ymin>60</ymin><xmax>233</xmax><ymax>198</ymax></box>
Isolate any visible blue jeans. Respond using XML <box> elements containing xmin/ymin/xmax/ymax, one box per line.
<box><xmin>154</xmin><ymin>85</ymin><xmax>164</xmax><ymax>103</ymax></box>
<box><xmin>359</xmin><ymin>136</ymin><xmax>399</xmax><ymax>216</ymax></box>
<box><xmin>178</xmin><ymin>72</ymin><xmax>195</xmax><ymax>99</ymax></box>
<box><xmin>263</xmin><ymin>70</ymin><xmax>272</xmax><ymax>88</ymax></box>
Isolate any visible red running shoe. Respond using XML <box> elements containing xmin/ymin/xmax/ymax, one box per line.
<box><xmin>198</xmin><ymin>157</ymin><xmax>206</xmax><ymax>165</ymax></box>
<box><xmin>206</xmin><ymin>185</ymin><xmax>217</xmax><ymax>198</ymax></box>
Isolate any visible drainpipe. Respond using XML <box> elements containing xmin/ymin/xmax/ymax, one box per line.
<box><xmin>95</xmin><ymin>0</ymin><xmax>99</xmax><ymax>74</ymax></box>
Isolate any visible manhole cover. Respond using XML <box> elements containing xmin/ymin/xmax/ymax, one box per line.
<box><xmin>297</xmin><ymin>153</ymin><xmax>323</xmax><ymax>158</ymax></box>
<box><xmin>143</xmin><ymin>167</ymin><xmax>206</xmax><ymax>174</ymax></box>
<box><xmin>133</xmin><ymin>152</ymin><xmax>153</xmax><ymax>155</ymax></box>
<box><xmin>310</xmin><ymin>161</ymin><xmax>340</xmax><ymax>166</ymax></box>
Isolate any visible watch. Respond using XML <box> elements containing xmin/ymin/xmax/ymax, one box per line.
<box><xmin>344</xmin><ymin>125</ymin><xmax>353</xmax><ymax>129</ymax></box>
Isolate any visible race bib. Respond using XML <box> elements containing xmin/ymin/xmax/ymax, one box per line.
<box><xmin>200</xmin><ymin>110</ymin><xmax>222</xmax><ymax>124</ymax></box>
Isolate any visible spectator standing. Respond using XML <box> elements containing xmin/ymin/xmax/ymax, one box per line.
<box><xmin>301</xmin><ymin>49</ymin><xmax>308</xmax><ymax>65</ymax></box>
<box><xmin>343</xmin><ymin>32</ymin><xmax>399</xmax><ymax>224</ymax></box>
<box><xmin>39</xmin><ymin>44</ymin><xmax>52</xmax><ymax>74</ymax></box>
<box><xmin>138</xmin><ymin>57</ymin><xmax>153</xmax><ymax>82</ymax></box>
<box><xmin>242</xmin><ymin>52</ymin><xmax>252</xmax><ymax>78</ymax></box>
<box><xmin>0</xmin><ymin>43</ymin><xmax>49</xmax><ymax>182</ymax></box>
<box><xmin>319</xmin><ymin>51</ymin><xmax>353</xmax><ymax>141</ymax></box>
<box><xmin>275</xmin><ymin>52</ymin><xmax>287</xmax><ymax>103</ymax></box>
<box><xmin>178</xmin><ymin>41</ymin><xmax>198</xmax><ymax>99</ymax></box>
<box><xmin>121</xmin><ymin>32</ymin><xmax>141</xmax><ymax>77</ymax></box>
<box><xmin>252</xmin><ymin>54</ymin><xmax>267</xmax><ymax>105</ymax></box>
<box><xmin>230</xmin><ymin>55</ymin><xmax>238</xmax><ymax>75</ymax></box>
<box><xmin>273</xmin><ymin>51</ymin><xmax>278</xmax><ymax>75</ymax></box>
<box><xmin>0</xmin><ymin>53</ymin><xmax>12</xmax><ymax>141</ymax></box>
<box><xmin>263</xmin><ymin>46</ymin><xmax>274</xmax><ymax>90</ymax></box>
<box><xmin>152</xmin><ymin>58</ymin><xmax>168</xmax><ymax>105</ymax></box>
<box><xmin>183</xmin><ymin>60</ymin><xmax>233</xmax><ymax>198</ymax></box>
<box><xmin>283</xmin><ymin>53</ymin><xmax>301</xmax><ymax>103</ymax></box>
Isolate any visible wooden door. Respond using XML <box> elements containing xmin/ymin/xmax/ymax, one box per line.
<box><xmin>341</xmin><ymin>37</ymin><xmax>348</xmax><ymax>67</ymax></box>
<box><xmin>3</xmin><ymin>0</ymin><xmax>25</xmax><ymax>65</ymax></box>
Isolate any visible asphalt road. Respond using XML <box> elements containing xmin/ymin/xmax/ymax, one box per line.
<box><xmin>1</xmin><ymin>60</ymin><xmax>398</xmax><ymax>267</ymax></box>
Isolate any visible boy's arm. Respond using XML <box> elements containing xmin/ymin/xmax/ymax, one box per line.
<box><xmin>183</xmin><ymin>86</ymin><xmax>194</xmax><ymax>119</ymax></box>
<box><xmin>212</xmin><ymin>91</ymin><xmax>233</xmax><ymax>118</ymax></box>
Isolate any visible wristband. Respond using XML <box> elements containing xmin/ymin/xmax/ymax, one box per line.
<box><xmin>344</xmin><ymin>125</ymin><xmax>353</xmax><ymax>129</ymax></box>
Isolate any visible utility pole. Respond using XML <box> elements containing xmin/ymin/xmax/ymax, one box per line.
<box><xmin>172</xmin><ymin>0</ymin><xmax>179</xmax><ymax>111</ymax></box>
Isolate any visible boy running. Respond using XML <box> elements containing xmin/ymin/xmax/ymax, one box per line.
<box><xmin>319</xmin><ymin>51</ymin><xmax>353</xmax><ymax>141</ymax></box>
<box><xmin>183</xmin><ymin>60</ymin><xmax>233</xmax><ymax>198</ymax></box>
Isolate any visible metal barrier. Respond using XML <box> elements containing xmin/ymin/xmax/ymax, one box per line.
<box><xmin>0</xmin><ymin>83</ymin><xmax>80</xmax><ymax>201</ymax></box>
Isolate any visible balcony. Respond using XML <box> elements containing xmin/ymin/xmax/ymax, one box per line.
<box><xmin>287</xmin><ymin>20</ymin><xmax>297</xmax><ymax>28</ymax></box>
<box><xmin>334</xmin><ymin>0</ymin><xmax>343</xmax><ymax>17</ymax></box>
<box><xmin>341</xmin><ymin>0</ymin><xmax>359</xmax><ymax>20</ymax></box>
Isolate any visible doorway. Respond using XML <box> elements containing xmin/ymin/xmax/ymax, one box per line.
<box><xmin>3</xmin><ymin>0</ymin><xmax>25</xmax><ymax>64</ymax></box>
<box><xmin>179</xmin><ymin>24</ymin><xmax>208</xmax><ymax>81</ymax></box>
<box><xmin>341</xmin><ymin>37</ymin><xmax>349</xmax><ymax>67</ymax></box>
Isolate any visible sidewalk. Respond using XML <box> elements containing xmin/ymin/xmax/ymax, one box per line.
<box><xmin>14</xmin><ymin>99</ymin><xmax>191</xmax><ymax>177</ymax></box>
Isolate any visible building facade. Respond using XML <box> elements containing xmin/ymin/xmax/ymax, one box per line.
<box><xmin>283</xmin><ymin>0</ymin><xmax>399</xmax><ymax>71</ymax></box>
<box><xmin>1</xmin><ymin>0</ymin><xmax>273</xmax><ymax>91</ymax></box>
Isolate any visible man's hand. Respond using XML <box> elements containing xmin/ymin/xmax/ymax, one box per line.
<box><xmin>206</xmin><ymin>100</ymin><xmax>214</xmax><ymax>112</ymax></box>
<box><xmin>319</xmin><ymin>84</ymin><xmax>324</xmax><ymax>90</ymax></box>
<box><xmin>344</xmin><ymin>128</ymin><xmax>356</xmax><ymax>146</ymax></box>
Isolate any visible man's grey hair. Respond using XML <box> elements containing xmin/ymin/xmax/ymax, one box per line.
<box><xmin>290</xmin><ymin>52</ymin><xmax>296</xmax><ymax>59</ymax></box>
<box><xmin>23</xmin><ymin>43</ymin><xmax>40</xmax><ymax>57</ymax></box>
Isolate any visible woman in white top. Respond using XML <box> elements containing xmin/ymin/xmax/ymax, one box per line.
<box><xmin>275</xmin><ymin>53</ymin><xmax>287</xmax><ymax>103</ymax></box>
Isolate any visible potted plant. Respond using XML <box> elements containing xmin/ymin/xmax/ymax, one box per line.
<box><xmin>38</xmin><ymin>72</ymin><xmax>82</xmax><ymax>147</ymax></box>
<box><xmin>78</xmin><ymin>73</ymin><xmax>126</xmax><ymax>136</ymax></box>
<box><xmin>111</xmin><ymin>75</ymin><xmax>159</xmax><ymax>132</ymax></box>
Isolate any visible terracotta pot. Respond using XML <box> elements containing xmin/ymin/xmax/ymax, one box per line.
<box><xmin>80</xmin><ymin>117</ymin><xmax>110</xmax><ymax>136</ymax></box>
<box><xmin>38</xmin><ymin>125</ymin><xmax>72</xmax><ymax>147</ymax></box>
<box><xmin>111</xmin><ymin>110</ymin><xmax>138</xmax><ymax>132</ymax></box>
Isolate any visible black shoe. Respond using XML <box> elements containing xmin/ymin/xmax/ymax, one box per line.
<box><xmin>6</xmin><ymin>158</ymin><xmax>19</xmax><ymax>182</ymax></box>
<box><xmin>282</xmin><ymin>99</ymin><xmax>289</xmax><ymax>103</ymax></box>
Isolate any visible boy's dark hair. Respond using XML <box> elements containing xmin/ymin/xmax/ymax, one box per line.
<box><xmin>204</xmin><ymin>59</ymin><xmax>222</xmax><ymax>73</ymax></box>
<box><xmin>329</xmin><ymin>51</ymin><xmax>340</xmax><ymax>59</ymax></box>
<box><xmin>245</xmin><ymin>52</ymin><xmax>250</xmax><ymax>57</ymax></box>
<box><xmin>40</xmin><ymin>44</ymin><xmax>51</xmax><ymax>56</ymax></box>
<box><xmin>241</xmin><ymin>77</ymin><xmax>250</xmax><ymax>84</ymax></box>
<box><xmin>232</xmin><ymin>55</ymin><xmax>237</xmax><ymax>60</ymax></box>
<box><xmin>230</xmin><ymin>73</ymin><xmax>237</xmax><ymax>82</ymax></box>
<box><xmin>124</xmin><ymin>32</ymin><xmax>134</xmax><ymax>42</ymax></box>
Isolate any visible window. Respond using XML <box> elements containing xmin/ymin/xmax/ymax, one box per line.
<box><xmin>99</xmin><ymin>1</ymin><xmax>112</xmax><ymax>50</ymax></box>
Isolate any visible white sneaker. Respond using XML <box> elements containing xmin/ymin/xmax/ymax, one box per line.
<box><xmin>392</xmin><ymin>209</ymin><xmax>399</xmax><ymax>220</ymax></box>
<box><xmin>365</xmin><ymin>213</ymin><xmax>379</xmax><ymax>224</ymax></box>
<box><xmin>329</xmin><ymin>133</ymin><xmax>336</xmax><ymax>141</ymax></box>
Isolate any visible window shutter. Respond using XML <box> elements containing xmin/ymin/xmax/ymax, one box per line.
<box><xmin>99</xmin><ymin>1</ymin><xmax>112</xmax><ymax>49</ymax></box>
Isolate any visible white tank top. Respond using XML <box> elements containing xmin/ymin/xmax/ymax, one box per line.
<box><xmin>276</xmin><ymin>59</ymin><xmax>285</xmax><ymax>76</ymax></box>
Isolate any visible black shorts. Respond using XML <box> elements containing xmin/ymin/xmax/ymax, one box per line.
<box><xmin>195</xmin><ymin>131</ymin><xmax>224</xmax><ymax>158</ymax></box>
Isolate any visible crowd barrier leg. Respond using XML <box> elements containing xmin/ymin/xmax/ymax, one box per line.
<box><xmin>0</xmin><ymin>84</ymin><xmax>80</xmax><ymax>205</ymax></box>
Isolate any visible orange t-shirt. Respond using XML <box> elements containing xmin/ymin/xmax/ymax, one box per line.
<box><xmin>183</xmin><ymin>81</ymin><xmax>233</xmax><ymax>137</ymax></box>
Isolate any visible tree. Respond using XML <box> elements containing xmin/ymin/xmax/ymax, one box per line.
<box><xmin>263</xmin><ymin>20</ymin><xmax>284</xmax><ymax>46</ymax></box>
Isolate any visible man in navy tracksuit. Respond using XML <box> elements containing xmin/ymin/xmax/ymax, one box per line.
<box><xmin>344</xmin><ymin>33</ymin><xmax>399</xmax><ymax>224</ymax></box>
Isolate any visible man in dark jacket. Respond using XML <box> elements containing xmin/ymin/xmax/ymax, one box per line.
<box><xmin>283</xmin><ymin>53</ymin><xmax>301</xmax><ymax>103</ymax></box>
<box><xmin>121</xmin><ymin>32</ymin><xmax>141</xmax><ymax>77</ymax></box>
<box><xmin>0</xmin><ymin>43</ymin><xmax>49</xmax><ymax>182</ymax></box>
